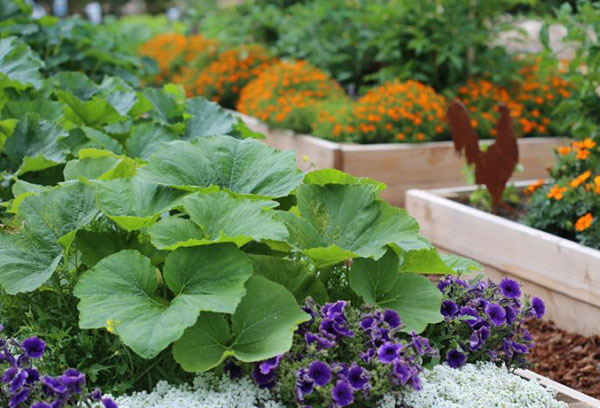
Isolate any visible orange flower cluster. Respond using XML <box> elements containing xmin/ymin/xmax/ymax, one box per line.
<box><xmin>139</xmin><ymin>33</ymin><xmax>219</xmax><ymax>85</ymax></box>
<box><xmin>237</xmin><ymin>60</ymin><xmax>344</xmax><ymax>132</ymax></box>
<box><xmin>457</xmin><ymin>60</ymin><xmax>570</xmax><ymax>138</ymax></box>
<box><xmin>547</xmin><ymin>184</ymin><xmax>568</xmax><ymax>200</ymax></box>
<box><xmin>575</xmin><ymin>213</ymin><xmax>594</xmax><ymax>232</ymax></box>
<box><xmin>193</xmin><ymin>45</ymin><xmax>275</xmax><ymax>108</ymax></box>
<box><xmin>557</xmin><ymin>138</ymin><xmax>597</xmax><ymax>161</ymax></box>
<box><xmin>347</xmin><ymin>80</ymin><xmax>447</xmax><ymax>143</ymax></box>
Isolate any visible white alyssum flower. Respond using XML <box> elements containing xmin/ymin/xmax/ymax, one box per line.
<box><xmin>401</xmin><ymin>362</ymin><xmax>569</xmax><ymax>408</ymax></box>
<box><xmin>115</xmin><ymin>372</ymin><xmax>284</xmax><ymax>408</ymax></box>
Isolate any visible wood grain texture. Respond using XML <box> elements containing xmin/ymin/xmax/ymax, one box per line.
<box><xmin>406</xmin><ymin>187</ymin><xmax>600</xmax><ymax>336</ymax></box>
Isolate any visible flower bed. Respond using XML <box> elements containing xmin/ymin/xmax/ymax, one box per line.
<box><xmin>239</xmin><ymin>112</ymin><xmax>565</xmax><ymax>206</ymax></box>
<box><xmin>405</xmin><ymin>184</ymin><xmax>600</xmax><ymax>336</ymax></box>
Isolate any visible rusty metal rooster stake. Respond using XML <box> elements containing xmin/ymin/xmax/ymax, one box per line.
<box><xmin>447</xmin><ymin>99</ymin><xmax>519</xmax><ymax>213</ymax></box>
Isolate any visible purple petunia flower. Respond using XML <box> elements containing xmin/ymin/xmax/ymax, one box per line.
<box><xmin>347</xmin><ymin>364</ymin><xmax>369</xmax><ymax>390</ymax></box>
<box><xmin>446</xmin><ymin>349</ymin><xmax>466</xmax><ymax>368</ymax></box>
<box><xmin>499</xmin><ymin>278</ymin><xmax>522</xmax><ymax>299</ymax></box>
<box><xmin>259</xmin><ymin>355</ymin><xmax>282</xmax><ymax>375</ymax></box>
<box><xmin>307</xmin><ymin>360</ymin><xmax>331</xmax><ymax>386</ymax></box>
<box><xmin>102</xmin><ymin>397</ymin><xmax>118</xmax><ymax>408</ymax></box>
<box><xmin>512</xmin><ymin>341</ymin><xmax>530</xmax><ymax>354</ymax></box>
<box><xmin>31</xmin><ymin>403</ymin><xmax>52</xmax><ymax>408</ymax></box>
<box><xmin>359</xmin><ymin>348</ymin><xmax>376</xmax><ymax>363</ymax></box>
<box><xmin>21</xmin><ymin>337</ymin><xmax>45</xmax><ymax>359</ymax></box>
<box><xmin>504</xmin><ymin>305</ymin><xmax>517</xmax><ymax>324</ymax></box>
<box><xmin>2</xmin><ymin>367</ymin><xmax>18</xmax><ymax>383</ymax></box>
<box><xmin>469</xmin><ymin>326</ymin><xmax>490</xmax><ymax>351</ymax></box>
<box><xmin>392</xmin><ymin>360</ymin><xmax>411</xmax><ymax>384</ymax></box>
<box><xmin>9</xmin><ymin>387</ymin><xmax>30</xmax><ymax>408</ymax></box>
<box><xmin>459</xmin><ymin>306</ymin><xmax>481</xmax><ymax>327</ymax></box>
<box><xmin>10</xmin><ymin>370</ymin><xmax>28</xmax><ymax>393</ymax></box>
<box><xmin>441</xmin><ymin>300</ymin><xmax>459</xmax><ymax>317</ymax></box>
<box><xmin>304</xmin><ymin>332</ymin><xmax>335</xmax><ymax>350</ymax></box>
<box><xmin>377</xmin><ymin>342</ymin><xmax>402</xmax><ymax>364</ymax></box>
<box><xmin>359</xmin><ymin>316</ymin><xmax>376</xmax><ymax>331</ymax></box>
<box><xmin>296</xmin><ymin>376</ymin><xmax>314</xmax><ymax>397</ymax></box>
<box><xmin>331</xmin><ymin>380</ymin><xmax>354</xmax><ymax>407</ymax></box>
<box><xmin>41</xmin><ymin>376</ymin><xmax>67</xmax><ymax>396</ymax></box>
<box><xmin>24</xmin><ymin>368</ymin><xmax>39</xmax><ymax>385</ymax></box>
<box><xmin>485</xmin><ymin>303</ymin><xmax>506</xmax><ymax>326</ymax></box>
<box><xmin>90</xmin><ymin>388</ymin><xmax>103</xmax><ymax>401</ymax></box>
<box><xmin>531</xmin><ymin>297</ymin><xmax>545</xmax><ymax>318</ymax></box>
<box><xmin>59</xmin><ymin>368</ymin><xmax>86</xmax><ymax>393</ymax></box>
<box><xmin>383</xmin><ymin>310</ymin><xmax>401</xmax><ymax>328</ymax></box>
<box><xmin>252</xmin><ymin>364</ymin><xmax>276</xmax><ymax>388</ymax></box>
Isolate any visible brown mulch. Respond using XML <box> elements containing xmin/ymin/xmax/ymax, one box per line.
<box><xmin>527</xmin><ymin>319</ymin><xmax>600</xmax><ymax>399</ymax></box>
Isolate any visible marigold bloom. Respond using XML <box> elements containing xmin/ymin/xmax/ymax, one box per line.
<box><xmin>570</xmin><ymin>170</ymin><xmax>592</xmax><ymax>188</ymax></box>
<box><xmin>557</xmin><ymin>146</ymin><xmax>572</xmax><ymax>155</ymax></box>
<box><xmin>525</xmin><ymin>179</ymin><xmax>544</xmax><ymax>194</ymax></box>
<box><xmin>576</xmin><ymin>149</ymin><xmax>590</xmax><ymax>160</ymax></box>
<box><xmin>547</xmin><ymin>184</ymin><xmax>567</xmax><ymax>200</ymax></box>
<box><xmin>575</xmin><ymin>213</ymin><xmax>594</xmax><ymax>232</ymax></box>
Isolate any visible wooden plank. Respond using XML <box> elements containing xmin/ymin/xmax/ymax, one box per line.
<box><xmin>405</xmin><ymin>188</ymin><xmax>600</xmax><ymax>335</ymax></box>
<box><xmin>518</xmin><ymin>369</ymin><xmax>600</xmax><ymax>407</ymax></box>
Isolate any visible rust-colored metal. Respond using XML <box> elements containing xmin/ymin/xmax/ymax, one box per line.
<box><xmin>447</xmin><ymin>99</ymin><xmax>519</xmax><ymax>213</ymax></box>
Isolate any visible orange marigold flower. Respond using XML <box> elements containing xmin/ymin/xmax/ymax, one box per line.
<box><xmin>557</xmin><ymin>146</ymin><xmax>572</xmax><ymax>155</ymax></box>
<box><xmin>547</xmin><ymin>184</ymin><xmax>568</xmax><ymax>200</ymax></box>
<box><xmin>575</xmin><ymin>213</ymin><xmax>594</xmax><ymax>232</ymax></box>
<box><xmin>525</xmin><ymin>179</ymin><xmax>545</xmax><ymax>194</ymax></box>
<box><xmin>570</xmin><ymin>170</ymin><xmax>592</xmax><ymax>188</ymax></box>
<box><xmin>576</xmin><ymin>149</ymin><xmax>591</xmax><ymax>160</ymax></box>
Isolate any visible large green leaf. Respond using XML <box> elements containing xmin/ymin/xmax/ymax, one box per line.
<box><xmin>349</xmin><ymin>250</ymin><xmax>443</xmax><ymax>333</ymax></box>
<box><xmin>56</xmin><ymin>90</ymin><xmax>123</xmax><ymax>127</ymax></box>
<box><xmin>142</xmin><ymin>87</ymin><xmax>180</xmax><ymax>125</ymax></box>
<box><xmin>125</xmin><ymin>123</ymin><xmax>178</xmax><ymax>160</ymax></box>
<box><xmin>399</xmin><ymin>248</ymin><xmax>455</xmax><ymax>275</ymax></box>
<box><xmin>2</xmin><ymin>99</ymin><xmax>63</xmax><ymax>121</ymax></box>
<box><xmin>3</xmin><ymin>113</ymin><xmax>68</xmax><ymax>175</ymax></box>
<box><xmin>0</xmin><ymin>182</ymin><xmax>98</xmax><ymax>293</ymax></box>
<box><xmin>147</xmin><ymin>217</ymin><xmax>205</xmax><ymax>251</ymax></box>
<box><xmin>249</xmin><ymin>255</ymin><xmax>327</xmax><ymax>304</ymax></box>
<box><xmin>53</xmin><ymin>71</ymin><xmax>98</xmax><ymax>100</ymax></box>
<box><xmin>173</xmin><ymin>276</ymin><xmax>310</xmax><ymax>372</ymax></box>
<box><xmin>74</xmin><ymin>245</ymin><xmax>252</xmax><ymax>359</ymax></box>
<box><xmin>94</xmin><ymin>177</ymin><xmax>188</xmax><ymax>230</ymax></box>
<box><xmin>281</xmin><ymin>184</ymin><xmax>429</xmax><ymax>267</ymax></box>
<box><xmin>303</xmin><ymin>169</ymin><xmax>386</xmax><ymax>191</ymax></box>
<box><xmin>441</xmin><ymin>253</ymin><xmax>483</xmax><ymax>274</ymax></box>
<box><xmin>0</xmin><ymin>36</ymin><xmax>43</xmax><ymax>90</ymax></box>
<box><xmin>184</xmin><ymin>97</ymin><xmax>237</xmax><ymax>138</ymax></box>
<box><xmin>64</xmin><ymin>149</ymin><xmax>138</xmax><ymax>181</ymax></box>
<box><xmin>137</xmin><ymin>136</ymin><xmax>303</xmax><ymax>197</ymax></box>
<box><xmin>182</xmin><ymin>192</ymin><xmax>288</xmax><ymax>246</ymax></box>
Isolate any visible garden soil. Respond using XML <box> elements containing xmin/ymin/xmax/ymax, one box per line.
<box><xmin>527</xmin><ymin>319</ymin><xmax>600</xmax><ymax>399</ymax></box>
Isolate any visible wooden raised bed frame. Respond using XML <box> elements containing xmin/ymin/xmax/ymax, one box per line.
<box><xmin>405</xmin><ymin>184</ymin><xmax>600</xmax><ymax>337</ymax></box>
<box><xmin>238</xmin><ymin>113</ymin><xmax>567</xmax><ymax>206</ymax></box>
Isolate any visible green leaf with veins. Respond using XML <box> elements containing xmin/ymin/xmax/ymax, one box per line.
<box><xmin>137</xmin><ymin>136</ymin><xmax>303</xmax><ymax>198</ymax></box>
<box><xmin>0</xmin><ymin>36</ymin><xmax>43</xmax><ymax>90</ymax></box>
<box><xmin>0</xmin><ymin>182</ymin><xmax>98</xmax><ymax>293</ymax></box>
<box><xmin>56</xmin><ymin>90</ymin><xmax>123</xmax><ymax>127</ymax></box>
<box><xmin>349</xmin><ymin>250</ymin><xmax>443</xmax><ymax>333</ymax></box>
<box><xmin>94</xmin><ymin>176</ymin><xmax>188</xmax><ymax>231</ymax></box>
<box><xmin>63</xmin><ymin>149</ymin><xmax>138</xmax><ymax>181</ymax></box>
<box><xmin>399</xmin><ymin>248</ymin><xmax>456</xmax><ymax>275</ymax></box>
<box><xmin>125</xmin><ymin>123</ymin><xmax>178</xmax><ymax>160</ymax></box>
<box><xmin>303</xmin><ymin>168</ymin><xmax>386</xmax><ymax>191</ymax></box>
<box><xmin>249</xmin><ymin>254</ymin><xmax>328</xmax><ymax>304</ymax></box>
<box><xmin>280</xmin><ymin>184</ymin><xmax>430</xmax><ymax>267</ymax></box>
<box><xmin>74</xmin><ymin>244</ymin><xmax>252</xmax><ymax>359</ymax></box>
<box><xmin>3</xmin><ymin>113</ymin><xmax>68</xmax><ymax>175</ymax></box>
<box><xmin>173</xmin><ymin>276</ymin><xmax>310</xmax><ymax>372</ymax></box>
<box><xmin>184</xmin><ymin>97</ymin><xmax>237</xmax><ymax>138</ymax></box>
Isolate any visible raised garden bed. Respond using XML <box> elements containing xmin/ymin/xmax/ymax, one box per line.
<box><xmin>518</xmin><ymin>369</ymin><xmax>600</xmax><ymax>407</ymax></box>
<box><xmin>405</xmin><ymin>183</ymin><xmax>600</xmax><ymax>337</ymax></box>
<box><xmin>238</xmin><ymin>113</ymin><xmax>567</xmax><ymax>206</ymax></box>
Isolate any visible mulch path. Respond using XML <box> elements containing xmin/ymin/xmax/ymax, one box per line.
<box><xmin>527</xmin><ymin>319</ymin><xmax>600</xmax><ymax>399</ymax></box>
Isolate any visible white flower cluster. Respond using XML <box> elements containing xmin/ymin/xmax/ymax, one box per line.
<box><xmin>114</xmin><ymin>363</ymin><xmax>568</xmax><ymax>408</ymax></box>
<box><xmin>115</xmin><ymin>372</ymin><xmax>284</xmax><ymax>408</ymax></box>
<box><xmin>400</xmin><ymin>362</ymin><xmax>569</xmax><ymax>408</ymax></box>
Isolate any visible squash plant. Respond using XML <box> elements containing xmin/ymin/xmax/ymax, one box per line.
<box><xmin>0</xmin><ymin>128</ymin><xmax>467</xmax><ymax>372</ymax></box>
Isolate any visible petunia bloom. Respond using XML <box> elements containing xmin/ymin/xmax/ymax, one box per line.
<box><xmin>21</xmin><ymin>337</ymin><xmax>45</xmax><ymax>359</ymax></box>
<box><xmin>446</xmin><ymin>349</ymin><xmax>466</xmax><ymax>368</ymax></box>
<box><xmin>331</xmin><ymin>380</ymin><xmax>354</xmax><ymax>407</ymax></box>
<box><xmin>499</xmin><ymin>278</ymin><xmax>521</xmax><ymax>299</ymax></box>
<box><xmin>307</xmin><ymin>360</ymin><xmax>331</xmax><ymax>386</ymax></box>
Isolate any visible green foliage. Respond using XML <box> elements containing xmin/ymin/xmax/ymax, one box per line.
<box><xmin>199</xmin><ymin>0</ymin><xmax>528</xmax><ymax>91</ymax></box>
<box><xmin>540</xmin><ymin>0</ymin><xmax>600</xmax><ymax>138</ymax></box>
